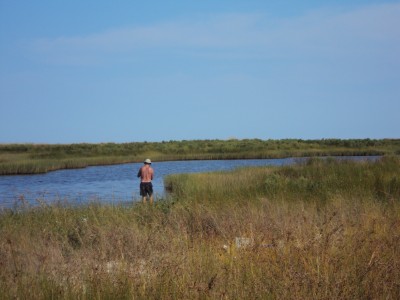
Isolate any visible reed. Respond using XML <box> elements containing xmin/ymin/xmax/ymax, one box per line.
<box><xmin>0</xmin><ymin>157</ymin><xmax>399</xmax><ymax>299</ymax></box>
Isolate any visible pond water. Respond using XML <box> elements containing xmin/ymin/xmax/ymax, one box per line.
<box><xmin>0</xmin><ymin>156</ymin><xmax>379</xmax><ymax>209</ymax></box>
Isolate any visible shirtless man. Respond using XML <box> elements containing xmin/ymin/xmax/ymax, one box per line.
<box><xmin>137</xmin><ymin>158</ymin><xmax>154</xmax><ymax>204</ymax></box>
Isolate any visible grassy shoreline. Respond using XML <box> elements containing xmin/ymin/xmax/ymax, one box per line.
<box><xmin>1</xmin><ymin>156</ymin><xmax>399</xmax><ymax>299</ymax></box>
<box><xmin>1</xmin><ymin>138</ymin><xmax>399</xmax><ymax>175</ymax></box>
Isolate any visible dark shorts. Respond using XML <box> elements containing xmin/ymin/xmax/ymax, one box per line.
<box><xmin>140</xmin><ymin>182</ymin><xmax>153</xmax><ymax>196</ymax></box>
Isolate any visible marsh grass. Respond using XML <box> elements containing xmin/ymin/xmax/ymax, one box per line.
<box><xmin>1</xmin><ymin>157</ymin><xmax>399</xmax><ymax>299</ymax></box>
<box><xmin>0</xmin><ymin>156</ymin><xmax>137</xmax><ymax>175</ymax></box>
<box><xmin>1</xmin><ymin>138</ymin><xmax>399</xmax><ymax>175</ymax></box>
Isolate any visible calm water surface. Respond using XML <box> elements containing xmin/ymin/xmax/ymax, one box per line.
<box><xmin>0</xmin><ymin>157</ymin><xmax>378</xmax><ymax>209</ymax></box>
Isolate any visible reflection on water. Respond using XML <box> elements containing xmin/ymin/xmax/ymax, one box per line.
<box><xmin>0</xmin><ymin>156</ymin><xmax>379</xmax><ymax>208</ymax></box>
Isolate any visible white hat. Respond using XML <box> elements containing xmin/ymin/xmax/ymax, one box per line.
<box><xmin>144</xmin><ymin>158</ymin><xmax>152</xmax><ymax>164</ymax></box>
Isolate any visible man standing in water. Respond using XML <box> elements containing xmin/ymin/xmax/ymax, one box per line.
<box><xmin>137</xmin><ymin>158</ymin><xmax>154</xmax><ymax>204</ymax></box>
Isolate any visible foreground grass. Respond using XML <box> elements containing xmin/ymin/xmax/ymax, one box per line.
<box><xmin>0</xmin><ymin>157</ymin><xmax>399</xmax><ymax>299</ymax></box>
<box><xmin>1</xmin><ymin>138</ymin><xmax>399</xmax><ymax>174</ymax></box>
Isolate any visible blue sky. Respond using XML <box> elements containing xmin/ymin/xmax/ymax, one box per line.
<box><xmin>1</xmin><ymin>0</ymin><xmax>399</xmax><ymax>143</ymax></box>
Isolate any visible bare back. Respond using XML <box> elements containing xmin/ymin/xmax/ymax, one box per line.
<box><xmin>138</xmin><ymin>165</ymin><xmax>154</xmax><ymax>183</ymax></box>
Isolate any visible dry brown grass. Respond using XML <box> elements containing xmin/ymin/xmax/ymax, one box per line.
<box><xmin>1</xmin><ymin>157</ymin><xmax>399</xmax><ymax>299</ymax></box>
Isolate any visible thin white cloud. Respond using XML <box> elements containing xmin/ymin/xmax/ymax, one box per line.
<box><xmin>32</xmin><ymin>13</ymin><xmax>263</xmax><ymax>53</ymax></box>
<box><xmin>30</xmin><ymin>3</ymin><xmax>400</xmax><ymax>65</ymax></box>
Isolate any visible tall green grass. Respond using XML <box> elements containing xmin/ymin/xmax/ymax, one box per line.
<box><xmin>1</xmin><ymin>138</ymin><xmax>399</xmax><ymax>174</ymax></box>
<box><xmin>0</xmin><ymin>156</ymin><xmax>136</xmax><ymax>175</ymax></box>
<box><xmin>1</xmin><ymin>157</ymin><xmax>399</xmax><ymax>299</ymax></box>
<box><xmin>165</xmin><ymin>156</ymin><xmax>400</xmax><ymax>204</ymax></box>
